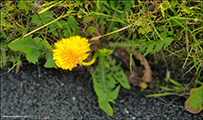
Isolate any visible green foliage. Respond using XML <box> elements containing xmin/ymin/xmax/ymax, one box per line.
<box><xmin>32</xmin><ymin>13</ymin><xmax>42</xmax><ymax>27</ymax></box>
<box><xmin>0</xmin><ymin>39</ymin><xmax>7</xmax><ymax>67</ymax></box>
<box><xmin>87</xmin><ymin>26</ymin><xmax>95</xmax><ymax>35</ymax></box>
<box><xmin>83</xmin><ymin>16</ymin><xmax>94</xmax><ymax>23</ymax></box>
<box><xmin>1</xmin><ymin>0</ymin><xmax>81</xmax><ymax>69</ymax></box>
<box><xmin>91</xmin><ymin>50</ymin><xmax>130</xmax><ymax>116</ymax></box>
<box><xmin>185</xmin><ymin>85</ymin><xmax>203</xmax><ymax>114</ymax></box>
<box><xmin>147</xmin><ymin>72</ymin><xmax>184</xmax><ymax>97</ymax></box>
<box><xmin>8</xmin><ymin>35</ymin><xmax>55</xmax><ymax>67</ymax></box>
<box><xmin>68</xmin><ymin>16</ymin><xmax>80</xmax><ymax>34</ymax></box>
<box><xmin>1</xmin><ymin>0</ymin><xmax>203</xmax><ymax>116</ymax></box>
<box><xmin>17</xmin><ymin>1</ymin><xmax>33</xmax><ymax>15</ymax></box>
<box><xmin>118</xmin><ymin>37</ymin><xmax>173</xmax><ymax>57</ymax></box>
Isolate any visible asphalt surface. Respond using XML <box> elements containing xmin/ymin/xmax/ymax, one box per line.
<box><xmin>1</xmin><ymin>62</ymin><xmax>203</xmax><ymax>120</ymax></box>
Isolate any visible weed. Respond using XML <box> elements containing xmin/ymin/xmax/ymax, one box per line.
<box><xmin>1</xmin><ymin>0</ymin><xmax>202</xmax><ymax>115</ymax></box>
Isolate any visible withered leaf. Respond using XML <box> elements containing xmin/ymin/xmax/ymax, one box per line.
<box><xmin>136</xmin><ymin>53</ymin><xmax>153</xmax><ymax>83</ymax></box>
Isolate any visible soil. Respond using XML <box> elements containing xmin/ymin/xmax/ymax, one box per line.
<box><xmin>1</xmin><ymin>62</ymin><xmax>203</xmax><ymax>120</ymax></box>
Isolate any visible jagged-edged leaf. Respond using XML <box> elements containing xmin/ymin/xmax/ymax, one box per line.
<box><xmin>44</xmin><ymin>50</ymin><xmax>55</xmax><ymax>68</ymax></box>
<box><xmin>109</xmin><ymin>60</ymin><xmax>130</xmax><ymax>89</ymax></box>
<box><xmin>99</xmin><ymin>95</ymin><xmax>113</xmax><ymax>116</ymax></box>
<box><xmin>106</xmin><ymin>76</ymin><xmax>116</xmax><ymax>89</ymax></box>
<box><xmin>17</xmin><ymin>1</ymin><xmax>32</xmax><ymax>15</ymax></box>
<box><xmin>92</xmin><ymin>59</ymin><xmax>121</xmax><ymax>116</ymax></box>
<box><xmin>31</xmin><ymin>13</ymin><xmax>42</xmax><ymax>27</ymax></box>
<box><xmin>185</xmin><ymin>85</ymin><xmax>203</xmax><ymax>114</ymax></box>
<box><xmin>8</xmin><ymin>35</ymin><xmax>45</xmax><ymax>64</ymax></box>
<box><xmin>108</xmin><ymin>85</ymin><xmax>120</xmax><ymax>100</ymax></box>
<box><xmin>92</xmin><ymin>51</ymin><xmax>130</xmax><ymax>116</ymax></box>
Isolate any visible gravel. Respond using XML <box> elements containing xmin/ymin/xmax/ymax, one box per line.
<box><xmin>1</xmin><ymin>62</ymin><xmax>203</xmax><ymax>120</ymax></box>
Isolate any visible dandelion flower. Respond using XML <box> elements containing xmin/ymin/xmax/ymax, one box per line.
<box><xmin>52</xmin><ymin>36</ymin><xmax>90</xmax><ymax>70</ymax></box>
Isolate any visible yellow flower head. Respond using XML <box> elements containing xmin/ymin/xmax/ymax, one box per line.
<box><xmin>52</xmin><ymin>36</ymin><xmax>90</xmax><ymax>70</ymax></box>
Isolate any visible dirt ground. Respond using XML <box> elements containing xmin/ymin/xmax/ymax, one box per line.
<box><xmin>1</xmin><ymin>61</ymin><xmax>203</xmax><ymax>120</ymax></box>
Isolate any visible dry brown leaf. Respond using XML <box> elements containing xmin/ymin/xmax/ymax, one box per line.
<box><xmin>136</xmin><ymin>53</ymin><xmax>153</xmax><ymax>82</ymax></box>
<box><xmin>114</xmin><ymin>47</ymin><xmax>141</xmax><ymax>84</ymax></box>
<box><xmin>139</xmin><ymin>82</ymin><xmax>148</xmax><ymax>89</ymax></box>
<box><xmin>125</xmin><ymin>70</ymin><xmax>140</xmax><ymax>85</ymax></box>
<box><xmin>114</xmin><ymin>47</ymin><xmax>131</xmax><ymax>66</ymax></box>
<box><xmin>114</xmin><ymin>47</ymin><xmax>153</xmax><ymax>85</ymax></box>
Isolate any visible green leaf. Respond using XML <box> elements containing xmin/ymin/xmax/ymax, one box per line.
<box><xmin>185</xmin><ymin>85</ymin><xmax>203</xmax><ymax>114</ymax></box>
<box><xmin>59</xmin><ymin>20</ymin><xmax>69</xmax><ymax>30</ymax></box>
<box><xmin>124</xmin><ymin>2</ymin><xmax>131</xmax><ymax>13</ymax></box>
<box><xmin>0</xmin><ymin>49</ymin><xmax>6</xmax><ymax>67</ymax></box>
<box><xmin>63</xmin><ymin>30</ymin><xmax>70</xmax><ymax>38</ymax></box>
<box><xmin>147</xmin><ymin>92</ymin><xmax>176</xmax><ymax>97</ymax></box>
<box><xmin>39</xmin><ymin>11</ymin><xmax>54</xmax><ymax>24</ymax></box>
<box><xmin>32</xmin><ymin>13</ymin><xmax>42</xmax><ymax>27</ymax></box>
<box><xmin>5</xmin><ymin>1</ymin><xmax>14</xmax><ymax>12</ymax></box>
<box><xmin>68</xmin><ymin>16</ymin><xmax>79</xmax><ymax>31</ymax></box>
<box><xmin>157</xmin><ymin>27</ymin><xmax>165</xmax><ymax>32</ymax></box>
<box><xmin>59</xmin><ymin>20</ymin><xmax>72</xmax><ymax>35</ymax></box>
<box><xmin>58</xmin><ymin>29</ymin><xmax>64</xmax><ymax>38</ymax></box>
<box><xmin>173</xmin><ymin>86</ymin><xmax>184</xmax><ymax>93</ymax></box>
<box><xmin>160</xmin><ymin>31</ymin><xmax>167</xmax><ymax>39</ymax></box>
<box><xmin>87</xmin><ymin>26</ymin><xmax>95</xmax><ymax>35</ymax></box>
<box><xmin>99</xmin><ymin>95</ymin><xmax>113</xmax><ymax>116</ymax></box>
<box><xmin>0</xmin><ymin>39</ymin><xmax>7</xmax><ymax>48</ymax></box>
<box><xmin>8</xmin><ymin>35</ymin><xmax>45</xmax><ymax>64</ymax></box>
<box><xmin>41</xmin><ymin>36</ymin><xmax>53</xmax><ymax>51</ymax></box>
<box><xmin>169</xmin><ymin>78</ymin><xmax>183</xmax><ymax>87</ymax></box>
<box><xmin>92</xmin><ymin>58</ymin><xmax>122</xmax><ymax>116</ymax></box>
<box><xmin>110</xmin><ymin>62</ymin><xmax>130</xmax><ymax>89</ymax></box>
<box><xmin>17</xmin><ymin>1</ymin><xmax>31</xmax><ymax>15</ymax></box>
<box><xmin>152</xmin><ymin>42</ymin><xmax>164</xmax><ymax>54</ymax></box>
<box><xmin>98</xmin><ymin>49</ymin><xmax>113</xmax><ymax>58</ymax></box>
<box><xmin>110</xmin><ymin>0</ymin><xmax>116</xmax><ymax>10</ymax></box>
<box><xmin>50</xmin><ymin>23</ymin><xmax>58</xmax><ymax>37</ymax></box>
<box><xmin>143</xmin><ymin>44</ymin><xmax>154</xmax><ymax>57</ymax></box>
<box><xmin>83</xmin><ymin>16</ymin><xmax>94</xmax><ymax>23</ymax></box>
<box><xmin>100</xmin><ymin>1</ymin><xmax>110</xmax><ymax>8</ymax></box>
<box><xmin>44</xmin><ymin>50</ymin><xmax>55</xmax><ymax>68</ymax></box>
<box><xmin>163</xmin><ymin>37</ymin><xmax>173</xmax><ymax>48</ymax></box>
<box><xmin>159</xmin><ymin>86</ymin><xmax>175</xmax><ymax>91</ymax></box>
<box><xmin>108</xmin><ymin>85</ymin><xmax>120</xmax><ymax>100</ymax></box>
<box><xmin>138</xmin><ymin>25</ymin><xmax>151</xmax><ymax>34</ymax></box>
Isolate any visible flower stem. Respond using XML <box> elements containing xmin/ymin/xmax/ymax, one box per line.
<box><xmin>80</xmin><ymin>53</ymin><xmax>97</xmax><ymax>66</ymax></box>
